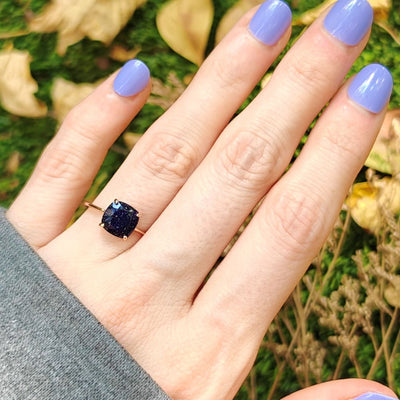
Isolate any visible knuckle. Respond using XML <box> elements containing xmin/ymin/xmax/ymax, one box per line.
<box><xmin>268</xmin><ymin>189</ymin><xmax>324</xmax><ymax>254</ymax></box>
<box><xmin>321</xmin><ymin>125</ymin><xmax>360</xmax><ymax>161</ymax></box>
<box><xmin>286</xmin><ymin>55</ymin><xmax>328</xmax><ymax>90</ymax></box>
<box><xmin>217</xmin><ymin>129</ymin><xmax>281</xmax><ymax>191</ymax></box>
<box><xmin>209</xmin><ymin>47</ymin><xmax>245</xmax><ymax>92</ymax></box>
<box><xmin>142</xmin><ymin>133</ymin><xmax>199</xmax><ymax>182</ymax></box>
<box><xmin>36</xmin><ymin>141</ymin><xmax>88</xmax><ymax>188</ymax></box>
<box><xmin>61</xmin><ymin>109</ymin><xmax>100</xmax><ymax>145</ymax></box>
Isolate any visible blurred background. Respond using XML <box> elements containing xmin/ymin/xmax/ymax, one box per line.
<box><xmin>0</xmin><ymin>0</ymin><xmax>400</xmax><ymax>398</ymax></box>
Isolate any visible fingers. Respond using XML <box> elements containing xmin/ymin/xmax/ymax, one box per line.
<box><xmin>130</xmin><ymin>0</ymin><xmax>374</xmax><ymax>302</ymax></box>
<box><xmin>7</xmin><ymin>61</ymin><xmax>151</xmax><ymax>248</ymax></box>
<box><xmin>67</xmin><ymin>1</ymin><xmax>292</xmax><ymax>257</ymax></box>
<box><xmin>194</xmin><ymin>64</ymin><xmax>392</xmax><ymax>340</ymax></box>
<box><xmin>282</xmin><ymin>379</ymin><xmax>397</xmax><ymax>400</ymax></box>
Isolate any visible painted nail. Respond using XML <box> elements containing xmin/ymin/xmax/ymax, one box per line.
<box><xmin>348</xmin><ymin>64</ymin><xmax>393</xmax><ymax>113</ymax></box>
<box><xmin>248</xmin><ymin>0</ymin><xmax>292</xmax><ymax>45</ymax></box>
<box><xmin>323</xmin><ymin>0</ymin><xmax>373</xmax><ymax>45</ymax></box>
<box><xmin>353</xmin><ymin>393</ymin><xmax>398</xmax><ymax>400</ymax></box>
<box><xmin>113</xmin><ymin>59</ymin><xmax>150</xmax><ymax>97</ymax></box>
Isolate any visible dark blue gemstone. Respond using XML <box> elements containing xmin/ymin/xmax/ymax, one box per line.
<box><xmin>101</xmin><ymin>200</ymin><xmax>139</xmax><ymax>239</ymax></box>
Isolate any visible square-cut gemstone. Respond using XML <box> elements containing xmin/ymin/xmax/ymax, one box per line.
<box><xmin>101</xmin><ymin>200</ymin><xmax>139</xmax><ymax>239</ymax></box>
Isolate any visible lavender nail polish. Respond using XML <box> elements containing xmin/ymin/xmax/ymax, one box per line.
<box><xmin>348</xmin><ymin>64</ymin><xmax>393</xmax><ymax>113</ymax></box>
<box><xmin>353</xmin><ymin>393</ymin><xmax>398</xmax><ymax>400</ymax></box>
<box><xmin>323</xmin><ymin>0</ymin><xmax>373</xmax><ymax>45</ymax></box>
<box><xmin>249</xmin><ymin>0</ymin><xmax>292</xmax><ymax>45</ymax></box>
<box><xmin>113</xmin><ymin>59</ymin><xmax>150</xmax><ymax>97</ymax></box>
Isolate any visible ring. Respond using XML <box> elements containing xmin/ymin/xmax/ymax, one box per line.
<box><xmin>84</xmin><ymin>199</ymin><xmax>144</xmax><ymax>240</ymax></box>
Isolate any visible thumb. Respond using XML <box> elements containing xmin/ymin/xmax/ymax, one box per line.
<box><xmin>282</xmin><ymin>379</ymin><xmax>398</xmax><ymax>400</ymax></box>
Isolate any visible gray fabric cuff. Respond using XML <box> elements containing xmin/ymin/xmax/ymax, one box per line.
<box><xmin>0</xmin><ymin>208</ymin><xmax>171</xmax><ymax>400</ymax></box>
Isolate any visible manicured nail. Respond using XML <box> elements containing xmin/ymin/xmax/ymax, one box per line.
<box><xmin>348</xmin><ymin>64</ymin><xmax>393</xmax><ymax>113</ymax></box>
<box><xmin>353</xmin><ymin>393</ymin><xmax>398</xmax><ymax>400</ymax></box>
<box><xmin>113</xmin><ymin>59</ymin><xmax>150</xmax><ymax>97</ymax></box>
<box><xmin>323</xmin><ymin>0</ymin><xmax>373</xmax><ymax>45</ymax></box>
<box><xmin>248</xmin><ymin>0</ymin><xmax>292</xmax><ymax>45</ymax></box>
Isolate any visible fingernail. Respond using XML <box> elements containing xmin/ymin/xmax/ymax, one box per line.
<box><xmin>248</xmin><ymin>0</ymin><xmax>292</xmax><ymax>45</ymax></box>
<box><xmin>348</xmin><ymin>64</ymin><xmax>393</xmax><ymax>113</ymax></box>
<box><xmin>353</xmin><ymin>393</ymin><xmax>398</xmax><ymax>400</ymax></box>
<box><xmin>323</xmin><ymin>0</ymin><xmax>373</xmax><ymax>45</ymax></box>
<box><xmin>113</xmin><ymin>59</ymin><xmax>150</xmax><ymax>97</ymax></box>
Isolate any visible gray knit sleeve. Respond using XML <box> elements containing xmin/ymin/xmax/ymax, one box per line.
<box><xmin>0</xmin><ymin>208</ymin><xmax>171</xmax><ymax>400</ymax></box>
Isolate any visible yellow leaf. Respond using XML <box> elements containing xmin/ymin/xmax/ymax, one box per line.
<box><xmin>366</xmin><ymin>109</ymin><xmax>400</xmax><ymax>175</ymax></box>
<box><xmin>371</xmin><ymin>0</ymin><xmax>392</xmax><ymax>21</ymax></box>
<box><xmin>156</xmin><ymin>0</ymin><xmax>214</xmax><ymax>65</ymax></box>
<box><xmin>215</xmin><ymin>0</ymin><xmax>262</xmax><ymax>44</ymax></box>
<box><xmin>29</xmin><ymin>0</ymin><xmax>147</xmax><ymax>56</ymax></box>
<box><xmin>51</xmin><ymin>78</ymin><xmax>99</xmax><ymax>123</ymax></box>
<box><xmin>123</xmin><ymin>132</ymin><xmax>143</xmax><ymax>150</ymax></box>
<box><xmin>292</xmin><ymin>0</ymin><xmax>335</xmax><ymax>26</ymax></box>
<box><xmin>261</xmin><ymin>72</ymin><xmax>273</xmax><ymax>89</ymax></box>
<box><xmin>110</xmin><ymin>45</ymin><xmax>141</xmax><ymax>62</ymax></box>
<box><xmin>6</xmin><ymin>152</ymin><xmax>22</xmax><ymax>174</ymax></box>
<box><xmin>0</xmin><ymin>49</ymin><xmax>47</xmax><ymax>118</ymax></box>
<box><xmin>346</xmin><ymin>178</ymin><xmax>400</xmax><ymax>233</ymax></box>
<box><xmin>293</xmin><ymin>0</ymin><xmax>391</xmax><ymax>26</ymax></box>
<box><xmin>384</xmin><ymin>276</ymin><xmax>400</xmax><ymax>307</ymax></box>
<box><xmin>378</xmin><ymin>177</ymin><xmax>400</xmax><ymax>215</ymax></box>
<box><xmin>346</xmin><ymin>181</ymin><xmax>380</xmax><ymax>233</ymax></box>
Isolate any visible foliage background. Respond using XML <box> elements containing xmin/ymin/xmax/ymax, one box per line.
<box><xmin>0</xmin><ymin>0</ymin><xmax>400</xmax><ymax>399</ymax></box>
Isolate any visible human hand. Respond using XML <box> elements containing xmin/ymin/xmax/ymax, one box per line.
<box><xmin>6</xmin><ymin>0</ymin><xmax>394</xmax><ymax>398</ymax></box>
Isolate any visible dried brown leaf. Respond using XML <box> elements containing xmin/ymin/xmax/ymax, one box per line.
<box><xmin>123</xmin><ymin>132</ymin><xmax>143</xmax><ymax>150</ymax></box>
<box><xmin>293</xmin><ymin>0</ymin><xmax>391</xmax><ymax>25</ymax></box>
<box><xmin>366</xmin><ymin>109</ymin><xmax>400</xmax><ymax>175</ymax></box>
<box><xmin>346</xmin><ymin>182</ymin><xmax>380</xmax><ymax>233</ymax></box>
<box><xmin>148</xmin><ymin>72</ymin><xmax>186</xmax><ymax>110</ymax></box>
<box><xmin>29</xmin><ymin>0</ymin><xmax>147</xmax><ymax>55</ymax></box>
<box><xmin>215</xmin><ymin>0</ymin><xmax>262</xmax><ymax>44</ymax></box>
<box><xmin>292</xmin><ymin>0</ymin><xmax>335</xmax><ymax>25</ymax></box>
<box><xmin>384</xmin><ymin>276</ymin><xmax>400</xmax><ymax>307</ymax></box>
<box><xmin>6</xmin><ymin>152</ymin><xmax>22</xmax><ymax>174</ymax></box>
<box><xmin>51</xmin><ymin>77</ymin><xmax>99</xmax><ymax>123</ymax></box>
<box><xmin>374</xmin><ymin>20</ymin><xmax>400</xmax><ymax>45</ymax></box>
<box><xmin>261</xmin><ymin>72</ymin><xmax>272</xmax><ymax>89</ymax></box>
<box><xmin>0</xmin><ymin>49</ymin><xmax>47</xmax><ymax>117</ymax></box>
<box><xmin>110</xmin><ymin>45</ymin><xmax>141</xmax><ymax>62</ymax></box>
<box><xmin>372</xmin><ymin>0</ymin><xmax>392</xmax><ymax>20</ymax></box>
<box><xmin>347</xmin><ymin>178</ymin><xmax>400</xmax><ymax>233</ymax></box>
<box><xmin>156</xmin><ymin>0</ymin><xmax>214</xmax><ymax>65</ymax></box>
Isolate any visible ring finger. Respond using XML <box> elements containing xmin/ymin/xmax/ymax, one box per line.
<box><xmin>60</xmin><ymin>0</ymin><xmax>293</xmax><ymax>258</ymax></box>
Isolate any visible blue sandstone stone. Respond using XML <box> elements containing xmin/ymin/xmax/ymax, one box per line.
<box><xmin>101</xmin><ymin>200</ymin><xmax>139</xmax><ymax>239</ymax></box>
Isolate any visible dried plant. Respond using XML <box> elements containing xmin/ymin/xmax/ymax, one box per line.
<box><xmin>239</xmin><ymin>189</ymin><xmax>400</xmax><ymax>399</ymax></box>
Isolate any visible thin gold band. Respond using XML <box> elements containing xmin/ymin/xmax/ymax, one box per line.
<box><xmin>84</xmin><ymin>201</ymin><xmax>105</xmax><ymax>213</ymax></box>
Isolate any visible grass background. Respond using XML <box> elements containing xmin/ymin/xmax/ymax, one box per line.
<box><xmin>1</xmin><ymin>0</ymin><xmax>400</xmax><ymax>399</ymax></box>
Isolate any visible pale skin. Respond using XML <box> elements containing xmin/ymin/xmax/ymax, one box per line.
<box><xmin>6</xmin><ymin>4</ymin><xmax>398</xmax><ymax>400</ymax></box>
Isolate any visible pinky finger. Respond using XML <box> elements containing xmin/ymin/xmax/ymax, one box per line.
<box><xmin>7</xmin><ymin>59</ymin><xmax>151</xmax><ymax>248</ymax></box>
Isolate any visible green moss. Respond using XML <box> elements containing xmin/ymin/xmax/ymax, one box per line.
<box><xmin>0</xmin><ymin>0</ymin><xmax>27</xmax><ymax>32</ymax></box>
<box><xmin>0</xmin><ymin>113</ymin><xmax>56</xmax><ymax>206</ymax></box>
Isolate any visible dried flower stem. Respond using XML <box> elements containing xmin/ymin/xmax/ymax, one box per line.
<box><xmin>367</xmin><ymin>308</ymin><xmax>399</xmax><ymax>380</ymax></box>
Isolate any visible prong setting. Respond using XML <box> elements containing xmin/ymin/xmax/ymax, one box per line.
<box><xmin>84</xmin><ymin>199</ymin><xmax>141</xmax><ymax>239</ymax></box>
<box><xmin>100</xmin><ymin>200</ymin><xmax>139</xmax><ymax>239</ymax></box>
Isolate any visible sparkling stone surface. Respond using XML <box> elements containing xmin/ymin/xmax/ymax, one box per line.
<box><xmin>101</xmin><ymin>200</ymin><xmax>139</xmax><ymax>238</ymax></box>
